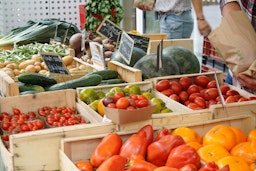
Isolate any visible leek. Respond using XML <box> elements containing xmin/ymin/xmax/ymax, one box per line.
<box><xmin>0</xmin><ymin>19</ymin><xmax>81</xmax><ymax>47</ymax></box>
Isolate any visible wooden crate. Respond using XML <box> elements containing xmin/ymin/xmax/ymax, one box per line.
<box><xmin>0</xmin><ymin>89</ymin><xmax>106</xmax><ymax>171</ymax></box>
<box><xmin>151</xmin><ymin>71</ymin><xmax>256</xmax><ymax>114</ymax></box>
<box><xmin>147</xmin><ymin>38</ymin><xmax>193</xmax><ymax>54</ymax></box>
<box><xmin>77</xmin><ymin>80</ymin><xmax>192</xmax><ymax>114</ymax></box>
<box><xmin>142</xmin><ymin>33</ymin><xmax>168</xmax><ymax>40</ymax></box>
<box><xmin>107</xmin><ymin>61</ymin><xmax>142</xmax><ymax>82</ymax></box>
<box><xmin>0</xmin><ymin>70</ymin><xmax>19</xmax><ymax>97</ymax></box>
<box><xmin>59</xmin><ymin>114</ymin><xmax>255</xmax><ymax>171</ymax></box>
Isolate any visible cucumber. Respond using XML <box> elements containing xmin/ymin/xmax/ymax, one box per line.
<box><xmin>19</xmin><ymin>83</ymin><xmax>45</xmax><ymax>93</ymax></box>
<box><xmin>47</xmin><ymin>74</ymin><xmax>102</xmax><ymax>91</ymax></box>
<box><xmin>88</xmin><ymin>69</ymin><xmax>118</xmax><ymax>80</ymax></box>
<box><xmin>18</xmin><ymin>73</ymin><xmax>57</xmax><ymax>87</ymax></box>
<box><xmin>100</xmin><ymin>78</ymin><xmax>125</xmax><ymax>85</ymax></box>
<box><xmin>19</xmin><ymin>90</ymin><xmax>39</xmax><ymax>95</ymax></box>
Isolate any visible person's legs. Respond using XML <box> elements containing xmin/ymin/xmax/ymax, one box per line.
<box><xmin>159</xmin><ymin>10</ymin><xmax>194</xmax><ymax>39</ymax></box>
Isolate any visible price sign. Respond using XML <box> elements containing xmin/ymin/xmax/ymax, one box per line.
<box><xmin>96</xmin><ymin>18</ymin><xmax>123</xmax><ymax>43</ymax></box>
<box><xmin>41</xmin><ymin>53</ymin><xmax>69</xmax><ymax>75</ymax></box>
<box><xmin>118</xmin><ymin>32</ymin><xmax>134</xmax><ymax>65</ymax></box>
<box><xmin>127</xmin><ymin>33</ymin><xmax>150</xmax><ymax>53</ymax></box>
<box><xmin>89</xmin><ymin>42</ymin><xmax>106</xmax><ymax>70</ymax></box>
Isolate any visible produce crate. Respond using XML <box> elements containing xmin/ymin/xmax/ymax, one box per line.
<box><xmin>59</xmin><ymin>114</ymin><xmax>255</xmax><ymax>171</ymax></box>
<box><xmin>0</xmin><ymin>70</ymin><xmax>19</xmax><ymax>97</ymax></box>
<box><xmin>152</xmin><ymin>71</ymin><xmax>256</xmax><ymax>114</ymax></box>
<box><xmin>76</xmin><ymin>81</ymin><xmax>207</xmax><ymax>127</ymax></box>
<box><xmin>147</xmin><ymin>38</ymin><xmax>193</xmax><ymax>54</ymax></box>
<box><xmin>0</xmin><ymin>89</ymin><xmax>106</xmax><ymax>171</ymax></box>
<box><xmin>142</xmin><ymin>33</ymin><xmax>168</xmax><ymax>40</ymax></box>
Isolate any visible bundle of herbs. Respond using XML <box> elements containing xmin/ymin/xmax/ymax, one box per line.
<box><xmin>0</xmin><ymin>19</ymin><xmax>81</xmax><ymax>48</ymax></box>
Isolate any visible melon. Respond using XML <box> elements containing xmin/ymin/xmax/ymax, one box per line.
<box><xmin>110</xmin><ymin>47</ymin><xmax>147</xmax><ymax>67</ymax></box>
<box><xmin>162</xmin><ymin>46</ymin><xmax>200</xmax><ymax>74</ymax></box>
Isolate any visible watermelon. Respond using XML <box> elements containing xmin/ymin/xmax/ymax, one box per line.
<box><xmin>110</xmin><ymin>47</ymin><xmax>147</xmax><ymax>67</ymax></box>
<box><xmin>133</xmin><ymin>53</ymin><xmax>180</xmax><ymax>79</ymax></box>
<box><xmin>162</xmin><ymin>46</ymin><xmax>200</xmax><ymax>74</ymax></box>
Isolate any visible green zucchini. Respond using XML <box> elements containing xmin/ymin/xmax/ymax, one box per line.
<box><xmin>47</xmin><ymin>74</ymin><xmax>102</xmax><ymax>91</ymax></box>
<box><xmin>18</xmin><ymin>73</ymin><xmax>57</xmax><ymax>87</ymax></box>
<box><xmin>99</xmin><ymin>78</ymin><xmax>125</xmax><ymax>85</ymax></box>
<box><xmin>88</xmin><ymin>69</ymin><xmax>118</xmax><ymax>80</ymax></box>
<box><xmin>19</xmin><ymin>83</ymin><xmax>45</xmax><ymax>93</ymax></box>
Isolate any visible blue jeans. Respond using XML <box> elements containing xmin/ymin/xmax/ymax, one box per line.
<box><xmin>159</xmin><ymin>10</ymin><xmax>194</xmax><ymax>39</ymax></box>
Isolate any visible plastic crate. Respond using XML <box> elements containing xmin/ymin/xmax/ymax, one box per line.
<box><xmin>0</xmin><ymin>0</ymin><xmax>86</xmax><ymax>35</ymax></box>
<box><xmin>203</xmin><ymin>37</ymin><xmax>223</xmax><ymax>61</ymax></box>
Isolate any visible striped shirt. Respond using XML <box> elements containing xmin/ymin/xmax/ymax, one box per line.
<box><xmin>220</xmin><ymin>0</ymin><xmax>256</xmax><ymax>31</ymax></box>
<box><xmin>154</xmin><ymin>0</ymin><xmax>192</xmax><ymax>15</ymax></box>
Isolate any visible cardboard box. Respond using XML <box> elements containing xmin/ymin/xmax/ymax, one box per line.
<box><xmin>0</xmin><ymin>89</ymin><xmax>105</xmax><ymax>171</ymax></box>
<box><xmin>59</xmin><ymin>114</ymin><xmax>255</xmax><ymax>171</ymax></box>
<box><xmin>104</xmin><ymin>102</ymin><xmax>155</xmax><ymax>124</ymax></box>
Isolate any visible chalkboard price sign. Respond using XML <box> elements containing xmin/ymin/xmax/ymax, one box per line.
<box><xmin>96</xmin><ymin>18</ymin><xmax>123</xmax><ymax>43</ymax></box>
<box><xmin>127</xmin><ymin>33</ymin><xmax>150</xmax><ymax>53</ymax></box>
<box><xmin>119</xmin><ymin>32</ymin><xmax>134</xmax><ymax>65</ymax></box>
<box><xmin>41</xmin><ymin>53</ymin><xmax>69</xmax><ymax>75</ymax></box>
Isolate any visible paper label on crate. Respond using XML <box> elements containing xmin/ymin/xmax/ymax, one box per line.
<box><xmin>118</xmin><ymin>32</ymin><xmax>134</xmax><ymax>65</ymax></box>
<box><xmin>96</xmin><ymin>18</ymin><xmax>123</xmax><ymax>43</ymax></box>
<box><xmin>41</xmin><ymin>52</ymin><xmax>69</xmax><ymax>75</ymax></box>
<box><xmin>89</xmin><ymin>42</ymin><xmax>106</xmax><ymax>70</ymax></box>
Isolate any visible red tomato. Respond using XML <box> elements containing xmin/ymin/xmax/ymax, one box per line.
<box><xmin>161</xmin><ymin>89</ymin><xmax>175</xmax><ymax>97</ymax></box>
<box><xmin>203</xmin><ymin>88</ymin><xmax>219</xmax><ymax>101</ymax></box>
<box><xmin>127</xmin><ymin>158</ymin><xmax>157</xmax><ymax>171</ymax></box>
<box><xmin>1</xmin><ymin>122</ymin><xmax>10</xmax><ymax>131</ymax></box>
<box><xmin>107</xmin><ymin>103</ymin><xmax>116</xmax><ymax>108</ymax></box>
<box><xmin>113</xmin><ymin>91</ymin><xmax>124</xmax><ymax>101</ymax></box>
<box><xmin>136</xmin><ymin>124</ymin><xmax>154</xmax><ymax>146</ymax></box>
<box><xmin>179</xmin><ymin>91</ymin><xmax>189</xmax><ymax>103</ymax></box>
<box><xmin>154</xmin><ymin>128</ymin><xmax>171</xmax><ymax>142</ymax></box>
<box><xmin>187</xmin><ymin>102</ymin><xmax>203</xmax><ymax>110</ymax></box>
<box><xmin>127</xmin><ymin>106</ymin><xmax>136</xmax><ymax>110</ymax></box>
<box><xmin>156</xmin><ymin>80</ymin><xmax>170</xmax><ymax>92</ymax></box>
<box><xmin>179</xmin><ymin>77</ymin><xmax>192</xmax><ymax>90</ymax></box>
<box><xmin>206</xmin><ymin>80</ymin><xmax>217</xmax><ymax>89</ymax></box>
<box><xmin>147</xmin><ymin>135</ymin><xmax>185</xmax><ymax>166</ymax></box>
<box><xmin>198</xmin><ymin>161</ymin><xmax>219</xmax><ymax>171</ymax></box>
<box><xmin>194</xmin><ymin>96</ymin><xmax>206</xmax><ymax>109</ymax></box>
<box><xmin>187</xmin><ymin>84</ymin><xmax>200</xmax><ymax>95</ymax></box>
<box><xmin>180</xmin><ymin>164</ymin><xmax>198</xmax><ymax>171</ymax></box>
<box><xmin>189</xmin><ymin>93</ymin><xmax>203</xmax><ymax>102</ymax></box>
<box><xmin>1</xmin><ymin>134</ymin><xmax>9</xmax><ymax>141</ymax></box>
<box><xmin>249</xmin><ymin>96</ymin><xmax>256</xmax><ymax>100</ymax></box>
<box><xmin>218</xmin><ymin>165</ymin><xmax>230</xmax><ymax>171</ymax></box>
<box><xmin>13</xmin><ymin>108</ymin><xmax>21</xmax><ymax>115</ymax></box>
<box><xmin>90</xmin><ymin>133</ymin><xmax>122</xmax><ymax>167</ymax></box>
<box><xmin>220</xmin><ymin>85</ymin><xmax>230</xmax><ymax>95</ymax></box>
<box><xmin>96</xmin><ymin>155</ymin><xmax>127</xmax><ymax>171</ymax></box>
<box><xmin>75</xmin><ymin>160</ymin><xmax>94</xmax><ymax>171</ymax></box>
<box><xmin>136</xmin><ymin>99</ymin><xmax>149</xmax><ymax>108</ymax></box>
<box><xmin>119</xmin><ymin>133</ymin><xmax>148</xmax><ymax>159</ymax></box>
<box><xmin>170</xmin><ymin>81</ymin><xmax>182</xmax><ymax>94</ymax></box>
<box><xmin>225</xmin><ymin>95</ymin><xmax>237</xmax><ymax>103</ymax></box>
<box><xmin>165</xmin><ymin>144</ymin><xmax>201</xmax><ymax>169</ymax></box>
<box><xmin>169</xmin><ymin>94</ymin><xmax>180</xmax><ymax>102</ymax></box>
<box><xmin>35</xmin><ymin>120</ymin><xmax>44</xmax><ymax>129</ymax></box>
<box><xmin>154</xmin><ymin>166</ymin><xmax>180</xmax><ymax>171</ymax></box>
<box><xmin>116</xmin><ymin>97</ymin><xmax>130</xmax><ymax>109</ymax></box>
<box><xmin>225</xmin><ymin>89</ymin><xmax>240</xmax><ymax>96</ymax></box>
<box><xmin>233</xmin><ymin>95</ymin><xmax>242</xmax><ymax>101</ymax></box>
<box><xmin>238</xmin><ymin>97</ymin><xmax>249</xmax><ymax>102</ymax></box>
<box><xmin>194</xmin><ymin>75</ymin><xmax>211</xmax><ymax>88</ymax></box>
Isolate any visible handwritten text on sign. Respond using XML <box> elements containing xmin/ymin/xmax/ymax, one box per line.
<box><xmin>96</xmin><ymin>18</ymin><xmax>122</xmax><ymax>43</ymax></box>
<box><xmin>119</xmin><ymin>32</ymin><xmax>134</xmax><ymax>65</ymax></box>
<box><xmin>41</xmin><ymin>53</ymin><xmax>69</xmax><ymax>75</ymax></box>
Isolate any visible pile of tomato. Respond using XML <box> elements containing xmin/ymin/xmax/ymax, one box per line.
<box><xmin>102</xmin><ymin>92</ymin><xmax>150</xmax><ymax>110</ymax></box>
<box><xmin>74</xmin><ymin>124</ymin><xmax>256</xmax><ymax>171</ymax></box>
<box><xmin>155</xmin><ymin>75</ymin><xmax>256</xmax><ymax>110</ymax></box>
<box><xmin>37</xmin><ymin>106</ymin><xmax>88</xmax><ymax>127</ymax></box>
